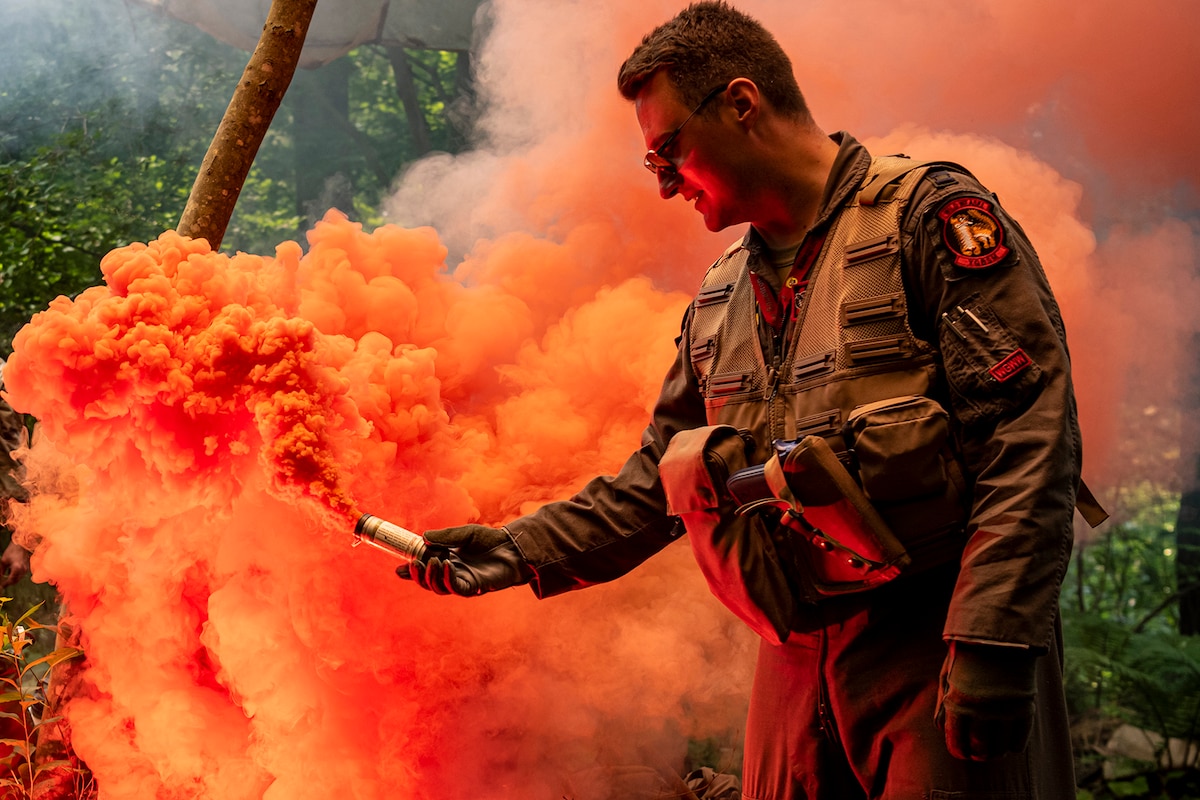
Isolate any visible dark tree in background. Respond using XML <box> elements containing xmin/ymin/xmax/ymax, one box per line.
<box><xmin>288</xmin><ymin>46</ymin><xmax>473</xmax><ymax>232</ymax></box>
<box><xmin>1177</xmin><ymin>335</ymin><xmax>1200</xmax><ymax>634</ymax></box>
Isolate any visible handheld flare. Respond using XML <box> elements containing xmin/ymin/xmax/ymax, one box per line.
<box><xmin>354</xmin><ymin>513</ymin><xmax>428</xmax><ymax>565</ymax></box>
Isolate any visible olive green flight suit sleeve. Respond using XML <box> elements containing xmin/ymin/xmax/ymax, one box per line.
<box><xmin>902</xmin><ymin>170</ymin><xmax>1081</xmax><ymax>652</ymax></box>
<box><xmin>504</xmin><ymin>312</ymin><xmax>710</xmax><ymax>598</ymax></box>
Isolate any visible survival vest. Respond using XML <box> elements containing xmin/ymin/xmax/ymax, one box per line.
<box><xmin>688</xmin><ymin>156</ymin><xmax>971</xmax><ymax>567</ymax></box>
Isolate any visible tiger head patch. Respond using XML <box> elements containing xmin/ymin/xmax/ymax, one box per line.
<box><xmin>938</xmin><ymin>196</ymin><xmax>1011</xmax><ymax>269</ymax></box>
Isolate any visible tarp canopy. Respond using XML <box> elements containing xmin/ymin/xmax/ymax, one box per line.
<box><xmin>129</xmin><ymin>0</ymin><xmax>484</xmax><ymax>66</ymax></box>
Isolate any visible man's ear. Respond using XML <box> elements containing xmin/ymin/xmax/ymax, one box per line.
<box><xmin>726</xmin><ymin>77</ymin><xmax>761</xmax><ymax>128</ymax></box>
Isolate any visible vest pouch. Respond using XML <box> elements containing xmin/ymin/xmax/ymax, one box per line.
<box><xmin>844</xmin><ymin>395</ymin><xmax>969</xmax><ymax>566</ymax></box>
<box><xmin>764</xmin><ymin>436</ymin><xmax>911</xmax><ymax>598</ymax></box>
<box><xmin>845</xmin><ymin>395</ymin><xmax>953</xmax><ymax>502</ymax></box>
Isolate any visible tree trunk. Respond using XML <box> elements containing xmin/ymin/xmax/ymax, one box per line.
<box><xmin>449</xmin><ymin>49</ymin><xmax>477</xmax><ymax>149</ymax></box>
<box><xmin>385</xmin><ymin>46</ymin><xmax>433</xmax><ymax>157</ymax></box>
<box><xmin>177</xmin><ymin>0</ymin><xmax>319</xmax><ymax>249</ymax></box>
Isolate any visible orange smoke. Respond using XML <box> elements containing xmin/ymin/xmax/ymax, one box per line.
<box><xmin>3</xmin><ymin>0</ymin><xmax>1197</xmax><ymax>797</ymax></box>
<box><xmin>4</xmin><ymin>213</ymin><xmax>748</xmax><ymax>798</ymax></box>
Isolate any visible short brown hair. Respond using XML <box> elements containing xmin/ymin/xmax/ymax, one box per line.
<box><xmin>617</xmin><ymin>1</ymin><xmax>809</xmax><ymax>120</ymax></box>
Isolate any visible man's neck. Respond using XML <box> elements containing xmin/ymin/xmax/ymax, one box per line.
<box><xmin>751</xmin><ymin>126</ymin><xmax>840</xmax><ymax>250</ymax></box>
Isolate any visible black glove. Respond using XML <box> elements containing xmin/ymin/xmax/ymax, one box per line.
<box><xmin>705</xmin><ymin>428</ymin><xmax>755</xmax><ymax>486</ymax></box>
<box><xmin>397</xmin><ymin>524</ymin><xmax>533</xmax><ymax>597</ymax></box>
<box><xmin>936</xmin><ymin>641</ymin><xmax>1037</xmax><ymax>761</ymax></box>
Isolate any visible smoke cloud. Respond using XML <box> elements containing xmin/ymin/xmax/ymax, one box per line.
<box><xmin>3</xmin><ymin>0</ymin><xmax>1198</xmax><ymax>797</ymax></box>
<box><xmin>6</xmin><ymin>221</ymin><xmax>751</xmax><ymax>799</ymax></box>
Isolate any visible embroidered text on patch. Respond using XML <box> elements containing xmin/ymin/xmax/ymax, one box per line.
<box><xmin>989</xmin><ymin>349</ymin><xmax>1032</xmax><ymax>383</ymax></box>
<box><xmin>938</xmin><ymin>196</ymin><xmax>1011</xmax><ymax>269</ymax></box>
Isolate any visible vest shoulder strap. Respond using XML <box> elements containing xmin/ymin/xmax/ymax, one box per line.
<box><xmin>858</xmin><ymin>157</ymin><xmax>980</xmax><ymax>207</ymax></box>
<box><xmin>696</xmin><ymin>238</ymin><xmax>749</xmax><ymax>292</ymax></box>
<box><xmin>857</xmin><ymin>156</ymin><xmax>930</xmax><ymax>206</ymax></box>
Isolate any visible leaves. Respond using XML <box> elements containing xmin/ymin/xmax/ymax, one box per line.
<box><xmin>1065</xmin><ymin>562</ymin><xmax>1200</xmax><ymax>740</ymax></box>
<box><xmin>0</xmin><ymin>133</ymin><xmax>193</xmax><ymax>356</ymax></box>
<box><xmin>1068</xmin><ymin>483</ymin><xmax>1181</xmax><ymax>631</ymax></box>
<box><xmin>10</xmin><ymin>603</ymin><xmax>43</xmax><ymax>630</ymax></box>
<box><xmin>21</xmin><ymin>646</ymin><xmax>83</xmax><ymax>675</ymax></box>
<box><xmin>1062</xmin><ymin>486</ymin><xmax>1200</xmax><ymax>796</ymax></box>
<box><xmin>0</xmin><ymin>597</ymin><xmax>85</xmax><ymax>795</ymax></box>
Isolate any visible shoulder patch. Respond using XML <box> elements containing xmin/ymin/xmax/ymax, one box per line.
<box><xmin>937</xmin><ymin>195</ymin><xmax>1010</xmax><ymax>269</ymax></box>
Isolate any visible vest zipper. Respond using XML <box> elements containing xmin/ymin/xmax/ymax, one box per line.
<box><xmin>764</xmin><ymin>334</ymin><xmax>785</xmax><ymax>442</ymax></box>
<box><xmin>764</xmin><ymin>350</ymin><xmax>782</xmax><ymax>401</ymax></box>
<box><xmin>762</xmin><ymin>230</ymin><xmax>822</xmax><ymax>440</ymax></box>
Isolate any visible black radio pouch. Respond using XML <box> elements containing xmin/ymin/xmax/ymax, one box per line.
<box><xmin>843</xmin><ymin>395</ymin><xmax>969</xmax><ymax>567</ymax></box>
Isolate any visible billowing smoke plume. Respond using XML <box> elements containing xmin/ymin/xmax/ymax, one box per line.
<box><xmin>6</xmin><ymin>221</ymin><xmax>753</xmax><ymax>799</ymax></box>
<box><xmin>4</xmin><ymin>0</ymin><xmax>1198</xmax><ymax>798</ymax></box>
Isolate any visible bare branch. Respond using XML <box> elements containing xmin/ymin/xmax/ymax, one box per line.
<box><xmin>177</xmin><ymin>0</ymin><xmax>318</xmax><ymax>249</ymax></box>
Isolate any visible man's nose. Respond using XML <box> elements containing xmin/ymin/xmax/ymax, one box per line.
<box><xmin>657</xmin><ymin>168</ymin><xmax>682</xmax><ymax>199</ymax></box>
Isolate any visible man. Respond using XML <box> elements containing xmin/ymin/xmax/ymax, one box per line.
<box><xmin>399</xmin><ymin>3</ymin><xmax>1094</xmax><ymax>797</ymax></box>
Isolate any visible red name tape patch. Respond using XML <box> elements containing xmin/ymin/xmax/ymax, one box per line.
<box><xmin>938</xmin><ymin>196</ymin><xmax>1010</xmax><ymax>269</ymax></box>
<box><xmin>989</xmin><ymin>348</ymin><xmax>1032</xmax><ymax>383</ymax></box>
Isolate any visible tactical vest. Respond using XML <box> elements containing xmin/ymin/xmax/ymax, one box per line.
<box><xmin>688</xmin><ymin>156</ymin><xmax>970</xmax><ymax>565</ymax></box>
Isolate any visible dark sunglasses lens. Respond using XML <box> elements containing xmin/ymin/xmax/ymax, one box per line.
<box><xmin>645</xmin><ymin>152</ymin><xmax>673</xmax><ymax>173</ymax></box>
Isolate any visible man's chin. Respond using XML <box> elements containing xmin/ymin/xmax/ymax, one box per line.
<box><xmin>695</xmin><ymin>197</ymin><xmax>723</xmax><ymax>231</ymax></box>
<box><xmin>700</xmin><ymin>210</ymin><xmax>730</xmax><ymax>233</ymax></box>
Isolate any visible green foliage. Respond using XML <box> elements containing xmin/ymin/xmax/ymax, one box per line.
<box><xmin>1</xmin><ymin>0</ymin><xmax>472</xmax><ymax>357</ymax></box>
<box><xmin>1066</xmin><ymin>483</ymin><xmax>1181</xmax><ymax>632</ymax></box>
<box><xmin>684</xmin><ymin>735</ymin><xmax>742</xmax><ymax>778</ymax></box>
<box><xmin>0</xmin><ymin>0</ymin><xmax>241</xmax><ymax>355</ymax></box>
<box><xmin>400</xmin><ymin>48</ymin><xmax>473</xmax><ymax>153</ymax></box>
<box><xmin>1064</xmin><ymin>615</ymin><xmax>1200</xmax><ymax>742</ymax></box>
<box><xmin>1075</xmin><ymin>770</ymin><xmax>1200</xmax><ymax>800</ymax></box>
<box><xmin>0</xmin><ymin>136</ymin><xmax>192</xmax><ymax>353</ymax></box>
<box><xmin>0</xmin><ymin>599</ymin><xmax>85</xmax><ymax>798</ymax></box>
<box><xmin>1064</xmin><ymin>484</ymin><xmax>1200</xmax><ymax>797</ymax></box>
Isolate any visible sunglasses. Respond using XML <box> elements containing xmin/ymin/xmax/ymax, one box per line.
<box><xmin>643</xmin><ymin>83</ymin><xmax>730</xmax><ymax>175</ymax></box>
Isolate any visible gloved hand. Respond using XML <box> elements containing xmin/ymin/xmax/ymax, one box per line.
<box><xmin>704</xmin><ymin>428</ymin><xmax>755</xmax><ymax>489</ymax></box>
<box><xmin>936</xmin><ymin>640</ymin><xmax>1037</xmax><ymax>761</ymax></box>
<box><xmin>397</xmin><ymin>524</ymin><xmax>533</xmax><ymax>597</ymax></box>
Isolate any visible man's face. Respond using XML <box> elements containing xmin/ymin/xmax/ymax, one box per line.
<box><xmin>635</xmin><ymin>72</ymin><xmax>743</xmax><ymax>232</ymax></box>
